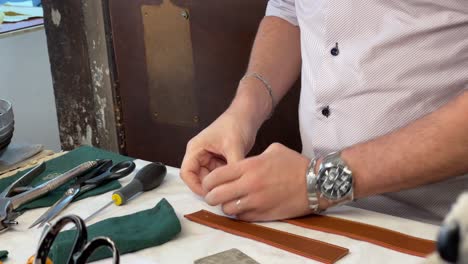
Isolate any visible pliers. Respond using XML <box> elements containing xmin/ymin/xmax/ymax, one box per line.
<box><xmin>0</xmin><ymin>160</ymin><xmax>101</xmax><ymax>232</ymax></box>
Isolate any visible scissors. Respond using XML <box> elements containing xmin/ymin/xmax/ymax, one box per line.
<box><xmin>29</xmin><ymin>159</ymin><xmax>136</xmax><ymax>229</ymax></box>
<box><xmin>30</xmin><ymin>214</ymin><xmax>119</xmax><ymax>264</ymax></box>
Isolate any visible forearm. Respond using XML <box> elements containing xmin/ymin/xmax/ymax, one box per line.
<box><xmin>227</xmin><ymin>16</ymin><xmax>301</xmax><ymax>131</ymax></box>
<box><xmin>342</xmin><ymin>91</ymin><xmax>468</xmax><ymax>198</ymax></box>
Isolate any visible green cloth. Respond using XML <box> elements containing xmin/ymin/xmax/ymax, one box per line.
<box><xmin>50</xmin><ymin>198</ymin><xmax>181</xmax><ymax>263</ymax></box>
<box><xmin>0</xmin><ymin>146</ymin><xmax>133</xmax><ymax>211</ymax></box>
<box><xmin>0</xmin><ymin>250</ymin><xmax>8</xmax><ymax>260</ymax></box>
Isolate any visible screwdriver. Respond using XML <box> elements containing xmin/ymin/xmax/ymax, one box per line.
<box><xmin>84</xmin><ymin>162</ymin><xmax>167</xmax><ymax>222</ymax></box>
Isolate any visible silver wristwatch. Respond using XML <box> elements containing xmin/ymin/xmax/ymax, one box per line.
<box><xmin>306</xmin><ymin>151</ymin><xmax>354</xmax><ymax>213</ymax></box>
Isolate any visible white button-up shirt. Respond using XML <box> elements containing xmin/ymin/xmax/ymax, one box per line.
<box><xmin>266</xmin><ymin>0</ymin><xmax>468</xmax><ymax>224</ymax></box>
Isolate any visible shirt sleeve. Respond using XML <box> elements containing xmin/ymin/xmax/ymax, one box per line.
<box><xmin>265</xmin><ymin>0</ymin><xmax>299</xmax><ymax>26</ymax></box>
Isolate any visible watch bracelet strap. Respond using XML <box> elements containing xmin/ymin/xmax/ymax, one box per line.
<box><xmin>306</xmin><ymin>158</ymin><xmax>322</xmax><ymax>213</ymax></box>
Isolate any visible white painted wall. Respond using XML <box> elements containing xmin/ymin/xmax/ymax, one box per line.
<box><xmin>0</xmin><ymin>27</ymin><xmax>61</xmax><ymax>151</ymax></box>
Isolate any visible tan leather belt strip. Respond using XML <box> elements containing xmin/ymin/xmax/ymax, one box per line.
<box><xmin>284</xmin><ymin>215</ymin><xmax>435</xmax><ymax>257</ymax></box>
<box><xmin>185</xmin><ymin>210</ymin><xmax>349</xmax><ymax>263</ymax></box>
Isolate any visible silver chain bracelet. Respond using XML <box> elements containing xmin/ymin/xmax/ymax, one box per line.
<box><xmin>241</xmin><ymin>72</ymin><xmax>275</xmax><ymax>118</ymax></box>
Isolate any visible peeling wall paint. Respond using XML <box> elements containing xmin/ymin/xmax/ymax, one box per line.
<box><xmin>92</xmin><ymin>61</ymin><xmax>104</xmax><ymax>88</ymax></box>
<box><xmin>45</xmin><ymin>0</ymin><xmax>120</xmax><ymax>152</ymax></box>
<box><xmin>81</xmin><ymin>124</ymin><xmax>93</xmax><ymax>145</ymax></box>
<box><xmin>84</xmin><ymin>0</ymin><xmax>120</xmax><ymax>151</ymax></box>
<box><xmin>74</xmin><ymin>122</ymin><xmax>94</xmax><ymax>146</ymax></box>
<box><xmin>67</xmin><ymin>135</ymin><xmax>74</xmax><ymax>146</ymax></box>
<box><xmin>51</xmin><ymin>8</ymin><xmax>61</xmax><ymax>26</ymax></box>
<box><xmin>91</xmin><ymin>60</ymin><xmax>109</xmax><ymax>135</ymax></box>
<box><xmin>95</xmin><ymin>94</ymin><xmax>107</xmax><ymax>130</ymax></box>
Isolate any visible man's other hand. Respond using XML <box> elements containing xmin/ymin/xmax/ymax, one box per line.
<box><xmin>202</xmin><ymin>143</ymin><xmax>311</xmax><ymax>221</ymax></box>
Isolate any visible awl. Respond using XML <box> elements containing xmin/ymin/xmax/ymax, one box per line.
<box><xmin>84</xmin><ymin>162</ymin><xmax>167</xmax><ymax>222</ymax></box>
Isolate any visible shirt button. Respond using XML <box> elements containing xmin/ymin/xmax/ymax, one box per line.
<box><xmin>321</xmin><ymin>106</ymin><xmax>330</xmax><ymax>117</ymax></box>
<box><xmin>330</xmin><ymin>42</ymin><xmax>339</xmax><ymax>56</ymax></box>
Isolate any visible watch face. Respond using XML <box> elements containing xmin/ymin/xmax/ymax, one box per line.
<box><xmin>317</xmin><ymin>165</ymin><xmax>352</xmax><ymax>200</ymax></box>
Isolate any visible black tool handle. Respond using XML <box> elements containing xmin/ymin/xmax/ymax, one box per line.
<box><xmin>112</xmin><ymin>162</ymin><xmax>167</xmax><ymax>205</ymax></box>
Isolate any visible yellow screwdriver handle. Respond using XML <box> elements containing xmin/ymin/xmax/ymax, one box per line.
<box><xmin>112</xmin><ymin>193</ymin><xmax>123</xmax><ymax>206</ymax></box>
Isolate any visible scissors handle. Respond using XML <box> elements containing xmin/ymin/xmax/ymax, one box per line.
<box><xmin>84</xmin><ymin>161</ymin><xmax>136</xmax><ymax>186</ymax></box>
<box><xmin>75</xmin><ymin>159</ymin><xmax>114</xmax><ymax>186</ymax></box>
<box><xmin>34</xmin><ymin>215</ymin><xmax>120</xmax><ymax>264</ymax></box>
<box><xmin>76</xmin><ymin>237</ymin><xmax>120</xmax><ymax>264</ymax></box>
<box><xmin>34</xmin><ymin>215</ymin><xmax>87</xmax><ymax>264</ymax></box>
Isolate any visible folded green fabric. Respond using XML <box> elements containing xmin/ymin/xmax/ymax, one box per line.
<box><xmin>0</xmin><ymin>146</ymin><xmax>133</xmax><ymax>211</ymax></box>
<box><xmin>49</xmin><ymin>198</ymin><xmax>181</xmax><ymax>263</ymax></box>
<box><xmin>0</xmin><ymin>250</ymin><xmax>8</xmax><ymax>260</ymax></box>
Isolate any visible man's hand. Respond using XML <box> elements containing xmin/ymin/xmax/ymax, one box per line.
<box><xmin>180</xmin><ymin>111</ymin><xmax>257</xmax><ymax>196</ymax></box>
<box><xmin>202</xmin><ymin>143</ymin><xmax>312</xmax><ymax>221</ymax></box>
<box><xmin>181</xmin><ymin>15</ymin><xmax>301</xmax><ymax>201</ymax></box>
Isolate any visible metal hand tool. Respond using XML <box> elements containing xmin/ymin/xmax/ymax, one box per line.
<box><xmin>31</xmin><ymin>215</ymin><xmax>120</xmax><ymax>264</ymax></box>
<box><xmin>84</xmin><ymin>162</ymin><xmax>166</xmax><ymax>223</ymax></box>
<box><xmin>0</xmin><ymin>160</ymin><xmax>100</xmax><ymax>232</ymax></box>
<box><xmin>30</xmin><ymin>160</ymin><xmax>136</xmax><ymax>228</ymax></box>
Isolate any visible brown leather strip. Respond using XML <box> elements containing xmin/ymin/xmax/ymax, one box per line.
<box><xmin>284</xmin><ymin>215</ymin><xmax>435</xmax><ymax>257</ymax></box>
<box><xmin>185</xmin><ymin>210</ymin><xmax>349</xmax><ymax>263</ymax></box>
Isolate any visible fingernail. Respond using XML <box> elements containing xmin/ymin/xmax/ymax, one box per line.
<box><xmin>205</xmin><ymin>192</ymin><xmax>211</xmax><ymax>202</ymax></box>
<box><xmin>205</xmin><ymin>192</ymin><xmax>215</xmax><ymax>205</ymax></box>
<box><xmin>202</xmin><ymin>182</ymin><xmax>212</xmax><ymax>193</ymax></box>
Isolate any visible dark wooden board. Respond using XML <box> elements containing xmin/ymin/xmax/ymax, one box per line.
<box><xmin>109</xmin><ymin>0</ymin><xmax>301</xmax><ymax>166</ymax></box>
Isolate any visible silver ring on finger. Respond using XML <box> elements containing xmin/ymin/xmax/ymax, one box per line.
<box><xmin>236</xmin><ymin>199</ymin><xmax>241</xmax><ymax>210</ymax></box>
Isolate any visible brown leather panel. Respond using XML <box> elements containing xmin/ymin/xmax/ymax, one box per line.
<box><xmin>142</xmin><ymin>3</ymin><xmax>198</xmax><ymax>127</ymax></box>
<box><xmin>185</xmin><ymin>210</ymin><xmax>349</xmax><ymax>263</ymax></box>
<box><xmin>284</xmin><ymin>215</ymin><xmax>435</xmax><ymax>257</ymax></box>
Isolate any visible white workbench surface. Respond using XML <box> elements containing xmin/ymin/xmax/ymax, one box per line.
<box><xmin>2</xmin><ymin>159</ymin><xmax>439</xmax><ymax>263</ymax></box>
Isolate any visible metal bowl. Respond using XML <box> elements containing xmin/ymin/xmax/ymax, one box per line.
<box><xmin>0</xmin><ymin>120</ymin><xmax>14</xmax><ymax>138</ymax></box>
<box><xmin>0</xmin><ymin>99</ymin><xmax>14</xmax><ymax>154</ymax></box>
<box><xmin>0</xmin><ymin>130</ymin><xmax>13</xmax><ymax>155</ymax></box>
